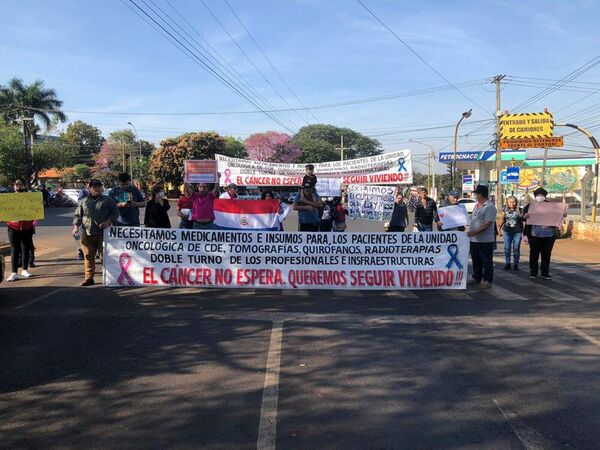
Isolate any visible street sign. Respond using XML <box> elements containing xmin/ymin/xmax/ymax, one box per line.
<box><xmin>500</xmin><ymin>112</ymin><xmax>554</xmax><ymax>139</ymax></box>
<box><xmin>506</xmin><ymin>166</ymin><xmax>520</xmax><ymax>183</ymax></box>
<box><xmin>500</xmin><ymin>136</ymin><xmax>563</xmax><ymax>149</ymax></box>
<box><xmin>438</xmin><ymin>150</ymin><xmax>526</xmax><ymax>163</ymax></box>
<box><xmin>500</xmin><ymin>170</ymin><xmax>508</xmax><ymax>184</ymax></box>
<box><xmin>462</xmin><ymin>174</ymin><xmax>474</xmax><ymax>192</ymax></box>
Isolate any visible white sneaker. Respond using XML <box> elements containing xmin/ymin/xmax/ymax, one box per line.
<box><xmin>20</xmin><ymin>270</ymin><xmax>32</xmax><ymax>278</ymax></box>
<box><xmin>7</xmin><ymin>272</ymin><xmax>18</xmax><ymax>282</ymax></box>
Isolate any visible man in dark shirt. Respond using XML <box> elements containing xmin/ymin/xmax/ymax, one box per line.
<box><xmin>109</xmin><ymin>172</ymin><xmax>146</xmax><ymax>227</ymax></box>
<box><xmin>414</xmin><ymin>187</ymin><xmax>437</xmax><ymax>231</ymax></box>
<box><xmin>388</xmin><ymin>193</ymin><xmax>408</xmax><ymax>232</ymax></box>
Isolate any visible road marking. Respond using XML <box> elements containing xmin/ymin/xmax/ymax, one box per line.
<box><xmin>15</xmin><ymin>287</ymin><xmax>70</xmax><ymax>309</ymax></box>
<box><xmin>385</xmin><ymin>290</ymin><xmax>419</xmax><ymax>299</ymax></box>
<box><xmin>485</xmin><ymin>282</ymin><xmax>528</xmax><ymax>300</ymax></box>
<box><xmin>493</xmin><ymin>398</ymin><xmax>556</xmax><ymax>450</ymax></box>
<box><xmin>565</xmin><ymin>326</ymin><xmax>600</xmax><ymax>349</ymax></box>
<box><xmin>257</xmin><ymin>320</ymin><xmax>284</xmax><ymax>450</ymax></box>
<box><xmin>502</xmin><ymin>272</ymin><xmax>583</xmax><ymax>302</ymax></box>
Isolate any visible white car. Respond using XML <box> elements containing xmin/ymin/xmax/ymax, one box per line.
<box><xmin>457</xmin><ymin>198</ymin><xmax>477</xmax><ymax>214</ymax></box>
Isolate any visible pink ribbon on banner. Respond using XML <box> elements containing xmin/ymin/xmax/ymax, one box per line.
<box><xmin>117</xmin><ymin>252</ymin><xmax>134</xmax><ymax>285</ymax></box>
<box><xmin>224</xmin><ymin>169</ymin><xmax>232</xmax><ymax>184</ymax></box>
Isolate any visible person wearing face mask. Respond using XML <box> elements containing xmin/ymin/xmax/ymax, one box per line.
<box><xmin>523</xmin><ymin>187</ymin><xmax>560</xmax><ymax>280</ymax></box>
<box><xmin>5</xmin><ymin>178</ymin><xmax>35</xmax><ymax>282</ymax></box>
<box><xmin>144</xmin><ymin>184</ymin><xmax>172</xmax><ymax>228</ymax></box>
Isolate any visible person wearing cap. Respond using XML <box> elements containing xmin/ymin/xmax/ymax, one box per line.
<box><xmin>72</xmin><ymin>179</ymin><xmax>119</xmax><ymax>286</ymax></box>
<box><xmin>293</xmin><ymin>183</ymin><xmax>323</xmax><ymax>231</ymax></box>
<box><xmin>220</xmin><ymin>183</ymin><xmax>239</xmax><ymax>199</ymax></box>
<box><xmin>523</xmin><ymin>187</ymin><xmax>562</xmax><ymax>280</ymax></box>
<box><xmin>435</xmin><ymin>190</ymin><xmax>465</xmax><ymax>231</ymax></box>
<box><xmin>467</xmin><ymin>185</ymin><xmax>497</xmax><ymax>289</ymax></box>
<box><xmin>414</xmin><ymin>187</ymin><xmax>437</xmax><ymax>231</ymax></box>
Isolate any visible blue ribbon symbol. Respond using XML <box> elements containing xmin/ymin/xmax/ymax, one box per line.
<box><xmin>397</xmin><ymin>156</ymin><xmax>407</xmax><ymax>172</ymax></box>
<box><xmin>446</xmin><ymin>244</ymin><xmax>463</xmax><ymax>269</ymax></box>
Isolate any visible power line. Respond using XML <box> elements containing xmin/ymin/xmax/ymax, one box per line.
<box><xmin>355</xmin><ymin>0</ymin><xmax>491</xmax><ymax>115</ymax></box>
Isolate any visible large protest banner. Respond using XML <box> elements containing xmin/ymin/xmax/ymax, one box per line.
<box><xmin>348</xmin><ymin>185</ymin><xmax>395</xmax><ymax>221</ymax></box>
<box><xmin>104</xmin><ymin>228</ymin><xmax>468</xmax><ymax>290</ymax></box>
<box><xmin>0</xmin><ymin>192</ymin><xmax>44</xmax><ymax>221</ymax></box>
<box><xmin>214</xmin><ymin>149</ymin><xmax>412</xmax><ymax>187</ymax></box>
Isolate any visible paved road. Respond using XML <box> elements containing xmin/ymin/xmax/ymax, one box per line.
<box><xmin>2</xmin><ymin>208</ymin><xmax>600</xmax><ymax>449</ymax></box>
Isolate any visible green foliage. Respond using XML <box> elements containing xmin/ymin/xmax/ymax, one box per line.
<box><xmin>31</xmin><ymin>140</ymin><xmax>75</xmax><ymax>181</ymax></box>
<box><xmin>59</xmin><ymin>120</ymin><xmax>104</xmax><ymax>165</ymax></box>
<box><xmin>222</xmin><ymin>136</ymin><xmax>248</xmax><ymax>158</ymax></box>
<box><xmin>62</xmin><ymin>163</ymin><xmax>91</xmax><ymax>183</ymax></box>
<box><xmin>292</xmin><ymin>124</ymin><xmax>382</xmax><ymax>162</ymax></box>
<box><xmin>0</xmin><ymin>122</ymin><xmax>25</xmax><ymax>183</ymax></box>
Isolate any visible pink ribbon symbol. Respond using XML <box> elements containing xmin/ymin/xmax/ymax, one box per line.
<box><xmin>117</xmin><ymin>252</ymin><xmax>134</xmax><ymax>285</ymax></box>
<box><xmin>224</xmin><ymin>168</ymin><xmax>232</xmax><ymax>184</ymax></box>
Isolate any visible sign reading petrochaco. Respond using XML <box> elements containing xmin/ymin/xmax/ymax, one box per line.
<box><xmin>103</xmin><ymin>228</ymin><xmax>468</xmax><ymax>290</ymax></box>
<box><xmin>214</xmin><ymin>150</ymin><xmax>412</xmax><ymax>186</ymax></box>
<box><xmin>500</xmin><ymin>136</ymin><xmax>563</xmax><ymax>149</ymax></box>
<box><xmin>500</xmin><ymin>112</ymin><xmax>554</xmax><ymax>139</ymax></box>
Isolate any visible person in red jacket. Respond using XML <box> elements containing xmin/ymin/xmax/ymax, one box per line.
<box><xmin>6</xmin><ymin>178</ymin><xmax>35</xmax><ymax>282</ymax></box>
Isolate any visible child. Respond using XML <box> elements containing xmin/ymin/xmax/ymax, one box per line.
<box><xmin>302</xmin><ymin>164</ymin><xmax>317</xmax><ymax>188</ymax></box>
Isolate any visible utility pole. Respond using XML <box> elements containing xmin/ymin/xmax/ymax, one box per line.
<box><xmin>336</xmin><ymin>135</ymin><xmax>346</xmax><ymax>161</ymax></box>
<box><xmin>493</xmin><ymin>74</ymin><xmax>506</xmax><ymax>212</ymax></box>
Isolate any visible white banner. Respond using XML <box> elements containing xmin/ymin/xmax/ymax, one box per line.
<box><xmin>316</xmin><ymin>178</ymin><xmax>342</xmax><ymax>197</ymax></box>
<box><xmin>215</xmin><ymin>149</ymin><xmax>412</xmax><ymax>187</ymax></box>
<box><xmin>103</xmin><ymin>228</ymin><xmax>468</xmax><ymax>290</ymax></box>
<box><xmin>348</xmin><ymin>185</ymin><xmax>395</xmax><ymax>221</ymax></box>
<box><xmin>437</xmin><ymin>204</ymin><xmax>469</xmax><ymax>229</ymax></box>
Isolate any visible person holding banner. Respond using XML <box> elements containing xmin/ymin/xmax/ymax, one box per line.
<box><xmin>191</xmin><ymin>178</ymin><xmax>221</xmax><ymax>230</ymax></box>
<box><xmin>293</xmin><ymin>183</ymin><xmax>323</xmax><ymax>232</ymax></box>
<box><xmin>435</xmin><ymin>191</ymin><xmax>466</xmax><ymax>232</ymax></box>
<box><xmin>332</xmin><ymin>197</ymin><xmax>348</xmax><ymax>232</ymax></box>
<box><xmin>5</xmin><ymin>178</ymin><xmax>35</xmax><ymax>282</ymax></box>
<box><xmin>467</xmin><ymin>185</ymin><xmax>497</xmax><ymax>289</ymax></box>
<box><xmin>72</xmin><ymin>179</ymin><xmax>119</xmax><ymax>286</ymax></box>
<box><xmin>176</xmin><ymin>183</ymin><xmax>195</xmax><ymax>229</ymax></box>
<box><xmin>144</xmin><ymin>185</ymin><xmax>171</xmax><ymax>229</ymax></box>
<box><xmin>388</xmin><ymin>193</ymin><xmax>409</xmax><ymax>232</ymax></box>
<box><xmin>414</xmin><ymin>188</ymin><xmax>437</xmax><ymax>232</ymax></box>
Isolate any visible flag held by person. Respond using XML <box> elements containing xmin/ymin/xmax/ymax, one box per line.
<box><xmin>214</xmin><ymin>199</ymin><xmax>280</xmax><ymax>231</ymax></box>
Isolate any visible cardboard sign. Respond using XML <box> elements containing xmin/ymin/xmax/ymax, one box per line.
<box><xmin>184</xmin><ymin>160</ymin><xmax>217</xmax><ymax>184</ymax></box>
<box><xmin>0</xmin><ymin>192</ymin><xmax>45</xmax><ymax>221</ymax></box>
<box><xmin>527</xmin><ymin>201</ymin><xmax>566</xmax><ymax>227</ymax></box>
<box><xmin>348</xmin><ymin>185</ymin><xmax>395</xmax><ymax>221</ymax></box>
<box><xmin>437</xmin><ymin>204</ymin><xmax>469</xmax><ymax>229</ymax></box>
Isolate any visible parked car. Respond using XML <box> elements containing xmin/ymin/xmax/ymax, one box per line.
<box><xmin>457</xmin><ymin>198</ymin><xmax>477</xmax><ymax>214</ymax></box>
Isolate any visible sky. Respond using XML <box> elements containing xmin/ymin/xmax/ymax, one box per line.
<box><xmin>2</xmin><ymin>0</ymin><xmax>600</xmax><ymax>173</ymax></box>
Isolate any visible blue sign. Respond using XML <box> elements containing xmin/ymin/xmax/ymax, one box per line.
<box><xmin>438</xmin><ymin>150</ymin><xmax>526</xmax><ymax>163</ymax></box>
<box><xmin>500</xmin><ymin>170</ymin><xmax>508</xmax><ymax>184</ymax></box>
<box><xmin>506</xmin><ymin>166</ymin><xmax>520</xmax><ymax>183</ymax></box>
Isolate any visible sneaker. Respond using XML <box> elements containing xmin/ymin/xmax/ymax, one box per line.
<box><xmin>503</xmin><ymin>264</ymin><xmax>511</xmax><ymax>271</ymax></box>
<box><xmin>481</xmin><ymin>281</ymin><xmax>493</xmax><ymax>289</ymax></box>
<box><xmin>513</xmin><ymin>265</ymin><xmax>519</xmax><ymax>271</ymax></box>
<box><xmin>80</xmin><ymin>278</ymin><xmax>95</xmax><ymax>286</ymax></box>
<box><xmin>20</xmin><ymin>270</ymin><xmax>32</xmax><ymax>278</ymax></box>
<box><xmin>467</xmin><ymin>277</ymin><xmax>481</xmax><ymax>286</ymax></box>
<box><xmin>541</xmin><ymin>274</ymin><xmax>552</xmax><ymax>280</ymax></box>
<box><xmin>7</xmin><ymin>272</ymin><xmax>18</xmax><ymax>282</ymax></box>
<box><xmin>529</xmin><ymin>274</ymin><xmax>537</xmax><ymax>279</ymax></box>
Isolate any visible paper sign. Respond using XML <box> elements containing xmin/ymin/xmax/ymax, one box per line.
<box><xmin>0</xmin><ymin>192</ymin><xmax>45</xmax><ymax>221</ymax></box>
<box><xmin>315</xmin><ymin>178</ymin><xmax>342</xmax><ymax>197</ymax></box>
<box><xmin>437</xmin><ymin>204</ymin><xmax>469</xmax><ymax>229</ymax></box>
<box><xmin>184</xmin><ymin>160</ymin><xmax>217</xmax><ymax>183</ymax></box>
<box><xmin>527</xmin><ymin>201</ymin><xmax>566</xmax><ymax>227</ymax></box>
<box><xmin>348</xmin><ymin>185</ymin><xmax>395</xmax><ymax>221</ymax></box>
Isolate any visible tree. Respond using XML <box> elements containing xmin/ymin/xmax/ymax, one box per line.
<box><xmin>62</xmin><ymin>164</ymin><xmax>91</xmax><ymax>184</ymax></box>
<box><xmin>0</xmin><ymin>122</ymin><xmax>25</xmax><ymax>184</ymax></box>
<box><xmin>59</xmin><ymin>120</ymin><xmax>104</xmax><ymax>165</ymax></box>
<box><xmin>245</xmin><ymin>131</ymin><xmax>301</xmax><ymax>163</ymax></box>
<box><xmin>150</xmin><ymin>131</ymin><xmax>226</xmax><ymax>186</ymax></box>
<box><xmin>0</xmin><ymin>78</ymin><xmax>67</xmax><ymax>182</ymax></box>
<box><xmin>222</xmin><ymin>136</ymin><xmax>248</xmax><ymax>158</ymax></box>
<box><xmin>92</xmin><ymin>142</ymin><xmax>121</xmax><ymax>185</ymax></box>
<box><xmin>31</xmin><ymin>140</ymin><xmax>75</xmax><ymax>182</ymax></box>
<box><xmin>292</xmin><ymin>124</ymin><xmax>382</xmax><ymax>162</ymax></box>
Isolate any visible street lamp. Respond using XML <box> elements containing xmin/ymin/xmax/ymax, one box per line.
<box><xmin>452</xmin><ymin>109</ymin><xmax>472</xmax><ymax>189</ymax></box>
<box><xmin>127</xmin><ymin>121</ymin><xmax>143</xmax><ymax>183</ymax></box>
<box><xmin>409</xmin><ymin>139</ymin><xmax>436</xmax><ymax>193</ymax></box>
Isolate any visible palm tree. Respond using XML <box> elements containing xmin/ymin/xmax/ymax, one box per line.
<box><xmin>0</xmin><ymin>78</ymin><xmax>67</xmax><ymax>182</ymax></box>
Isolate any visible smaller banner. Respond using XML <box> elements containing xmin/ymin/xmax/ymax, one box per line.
<box><xmin>348</xmin><ymin>185</ymin><xmax>395</xmax><ymax>221</ymax></box>
<box><xmin>462</xmin><ymin>175</ymin><xmax>474</xmax><ymax>193</ymax></box>
<box><xmin>184</xmin><ymin>160</ymin><xmax>217</xmax><ymax>183</ymax></box>
<box><xmin>315</xmin><ymin>178</ymin><xmax>342</xmax><ymax>197</ymax></box>
<box><xmin>500</xmin><ymin>137</ymin><xmax>563</xmax><ymax>149</ymax></box>
<box><xmin>527</xmin><ymin>202</ymin><xmax>567</xmax><ymax>227</ymax></box>
<box><xmin>500</xmin><ymin>112</ymin><xmax>554</xmax><ymax>139</ymax></box>
<box><xmin>437</xmin><ymin>205</ymin><xmax>469</xmax><ymax>229</ymax></box>
<box><xmin>214</xmin><ymin>199</ymin><xmax>280</xmax><ymax>230</ymax></box>
<box><xmin>0</xmin><ymin>192</ymin><xmax>44</xmax><ymax>221</ymax></box>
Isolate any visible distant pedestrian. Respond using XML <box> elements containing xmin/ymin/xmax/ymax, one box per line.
<box><xmin>414</xmin><ymin>187</ymin><xmax>437</xmax><ymax>231</ymax></box>
<box><xmin>435</xmin><ymin>190</ymin><xmax>466</xmax><ymax>231</ymax></box>
<box><xmin>144</xmin><ymin>185</ymin><xmax>171</xmax><ymax>228</ymax></box>
<box><xmin>6</xmin><ymin>178</ymin><xmax>35</xmax><ymax>282</ymax></box>
<box><xmin>467</xmin><ymin>185</ymin><xmax>497</xmax><ymax>289</ymax></box>
<box><xmin>109</xmin><ymin>172</ymin><xmax>146</xmax><ymax>227</ymax></box>
<box><xmin>332</xmin><ymin>197</ymin><xmax>348</xmax><ymax>232</ymax></box>
<box><xmin>191</xmin><ymin>177</ymin><xmax>221</xmax><ymax>230</ymax></box>
<box><xmin>176</xmin><ymin>183</ymin><xmax>195</xmax><ymax>229</ymax></box>
<box><xmin>72</xmin><ymin>179</ymin><xmax>119</xmax><ymax>286</ymax></box>
<box><xmin>293</xmin><ymin>183</ymin><xmax>323</xmax><ymax>232</ymax></box>
<box><xmin>388</xmin><ymin>193</ymin><xmax>408</xmax><ymax>232</ymax></box>
<box><xmin>500</xmin><ymin>195</ymin><xmax>523</xmax><ymax>271</ymax></box>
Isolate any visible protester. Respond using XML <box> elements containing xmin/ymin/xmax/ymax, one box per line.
<box><xmin>467</xmin><ymin>185</ymin><xmax>497</xmax><ymax>289</ymax></box>
<box><xmin>388</xmin><ymin>193</ymin><xmax>408</xmax><ymax>232</ymax></box>
<box><xmin>319</xmin><ymin>198</ymin><xmax>334</xmax><ymax>231</ymax></box>
<box><xmin>176</xmin><ymin>183</ymin><xmax>195</xmax><ymax>229</ymax></box>
<box><xmin>191</xmin><ymin>178</ymin><xmax>221</xmax><ymax>229</ymax></box>
<box><xmin>414</xmin><ymin>187</ymin><xmax>437</xmax><ymax>231</ymax></box>
<box><xmin>72</xmin><ymin>179</ymin><xmax>119</xmax><ymax>286</ymax></box>
<box><xmin>144</xmin><ymin>185</ymin><xmax>171</xmax><ymax>228</ymax></box>
<box><xmin>220</xmin><ymin>183</ymin><xmax>239</xmax><ymax>199</ymax></box>
<box><xmin>332</xmin><ymin>197</ymin><xmax>348</xmax><ymax>232</ymax></box>
<box><xmin>302</xmin><ymin>164</ymin><xmax>317</xmax><ymax>188</ymax></box>
<box><xmin>261</xmin><ymin>191</ymin><xmax>288</xmax><ymax>231</ymax></box>
<box><xmin>523</xmin><ymin>188</ymin><xmax>561</xmax><ymax>280</ymax></box>
<box><xmin>40</xmin><ymin>183</ymin><xmax>50</xmax><ymax>207</ymax></box>
<box><xmin>6</xmin><ymin>178</ymin><xmax>35</xmax><ymax>282</ymax></box>
<box><xmin>435</xmin><ymin>190</ymin><xmax>466</xmax><ymax>231</ymax></box>
<box><xmin>109</xmin><ymin>172</ymin><xmax>146</xmax><ymax>227</ymax></box>
<box><xmin>500</xmin><ymin>195</ymin><xmax>523</xmax><ymax>271</ymax></box>
<box><xmin>293</xmin><ymin>183</ymin><xmax>323</xmax><ymax>231</ymax></box>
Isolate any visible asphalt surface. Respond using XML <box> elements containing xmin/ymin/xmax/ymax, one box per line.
<box><xmin>2</xmin><ymin>207</ymin><xmax>600</xmax><ymax>449</ymax></box>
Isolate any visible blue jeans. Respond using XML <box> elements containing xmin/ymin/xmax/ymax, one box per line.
<box><xmin>503</xmin><ymin>230</ymin><xmax>521</xmax><ymax>266</ymax></box>
<box><xmin>417</xmin><ymin>223</ymin><xmax>433</xmax><ymax>232</ymax></box>
<box><xmin>470</xmin><ymin>242</ymin><xmax>494</xmax><ymax>282</ymax></box>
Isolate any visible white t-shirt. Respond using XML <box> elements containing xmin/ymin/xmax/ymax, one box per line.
<box><xmin>219</xmin><ymin>192</ymin><xmax>236</xmax><ymax>199</ymax></box>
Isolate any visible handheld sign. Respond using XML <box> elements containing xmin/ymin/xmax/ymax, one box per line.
<box><xmin>437</xmin><ymin>204</ymin><xmax>469</xmax><ymax>230</ymax></box>
<box><xmin>184</xmin><ymin>160</ymin><xmax>218</xmax><ymax>184</ymax></box>
<box><xmin>0</xmin><ymin>192</ymin><xmax>44</xmax><ymax>221</ymax></box>
<box><xmin>528</xmin><ymin>202</ymin><xmax>566</xmax><ymax>227</ymax></box>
